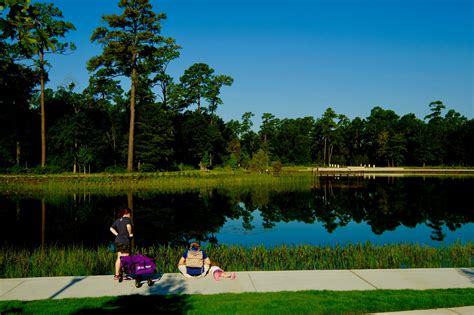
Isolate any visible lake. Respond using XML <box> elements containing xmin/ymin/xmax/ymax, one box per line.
<box><xmin>1</xmin><ymin>176</ymin><xmax>472</xmax><ymax>248</ymax></box>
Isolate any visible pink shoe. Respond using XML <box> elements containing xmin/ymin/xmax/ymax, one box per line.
<box><xmin>213</xmin><ymin>270</ymin><xmax>223</xmax><ymax>281</ymax></box>
<box><xmin>230</xmin><ymin>272</ymin><xmax>236</xmax><ymax>280</ymax></box>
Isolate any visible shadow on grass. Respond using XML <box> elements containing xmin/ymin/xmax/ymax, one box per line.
<box><xmin>72</xmin><ymin>295</ymin><xmax>192</xmax><ymax>314</ymax></box>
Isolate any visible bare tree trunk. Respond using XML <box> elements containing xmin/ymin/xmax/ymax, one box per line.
<box><xmin>161</xmin><ymin>80</ymin><xmax>168</xmax><ymax>109</ymax></box>
<box><xmin>323</xmin><ymin>137</ymin><xmax>327</xmax><ymax>166</ymax></box>
<box><xmin>73</xmin><ymin>139</ymin><xmax>77</xmax><ymax>173</ymax></box>
<box><xmin>16</xmin><ymin>141</ymin><xmax>20</xmax><ymax>166</ymax></box>
<box><xmin>127</xmin><ymin>66</ymin><xmax>137</xmax><ymax>173</ymax></box>
<box><xmin>197</xmin><ymin>93</ymin><xmax>201</xmax><ymax>113</ymax></box>
<box><xmin>328</xmin><ymin>144</ymin><xmax>334</xmax><ymax>166</ymax></box>
<box><xmin>40</xmin><ymin>51</ymin><xmax>46</xmax><ymax>168</ymax></box>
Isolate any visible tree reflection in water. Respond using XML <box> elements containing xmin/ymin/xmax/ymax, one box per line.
<box><xmin>1</xmin><ymin>176</ymin><xmax>472</xmax><ymax>248</ymax></box>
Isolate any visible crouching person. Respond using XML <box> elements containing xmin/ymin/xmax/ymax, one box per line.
<box><xmin>178</xmin><ymin>242</ymin><xmax>210</xmax><ymax>279</ymax></box>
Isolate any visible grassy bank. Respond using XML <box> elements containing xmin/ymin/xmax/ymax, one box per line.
<box><xmin>1</xmin><ymin>289</ymin><xmax>473</xmax><ymax>314</ymax></box>
<box><xmin>1</xmin><ymin>243</ymin><xmax>471</xmax><ymax>278</ymax></box>
<box><xmin>0</xmin><ymin>170</ymin><xmax>315</xmax><ymax>194</ymax></box>
<box><xmin>1</xmin><ymin>167</ymin><xmax>473</xmax><ymax>194</ymax></box>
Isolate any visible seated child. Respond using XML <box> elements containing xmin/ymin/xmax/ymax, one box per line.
<box><xmin>178</xmin><ymin>242</ymin><xmax>210</xmax><ymax>279</ymax></box>
<box><xmin>210</xmin><ymin>261</ymin><xmax>236</xmax><ymax>281</ymax></box>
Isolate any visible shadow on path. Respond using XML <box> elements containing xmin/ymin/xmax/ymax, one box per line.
<box><xmin>73</xmin><ymin>275</ymin><xmax>191</xmax><ymax>314</ymax></box>
<box><xmin>458</xmin><ymin>268</ymin><xmax>474</xmax><ymax>283</ymax></box>
<box><xmin>49</xmin><ymin>277</ymin><xmax>86</xmax><ymax>299</ymax></box>
<box><xmin>147</xmin><ymin>274</ymin><xmax>188</xmax><ymax>295</ymax></box>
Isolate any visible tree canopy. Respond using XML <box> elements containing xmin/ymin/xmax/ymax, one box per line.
<box><xmin>0</xmin><ymin>0</ymin><xmax>472</xmax><ymax>173</ymax></box>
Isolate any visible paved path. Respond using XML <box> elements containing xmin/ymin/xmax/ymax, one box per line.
<box><xmin>1</xmin><ymin>268</ymin><xmax>473</xmax><ymax>314</ymax></box>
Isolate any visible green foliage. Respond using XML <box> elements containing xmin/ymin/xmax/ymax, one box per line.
<box><xmin>1</xmin><ymin>1</ymin><xmax>473</xmax><ymax>171</ymax></box>
<box><xmin>271</xmin><ymin>160</ymin><xmax>282</xmax><ymax>175</ymax></box>
<box><xmin>138</xmin><ymin>162</ymin><xmax>156</xmax><ymax>172</ymax></box>
<box><xmin>1</xmin><ymin>1</ymin><xmax>75</xmax><ymax>168</ymax></box>
<box><xmin>88</xmin><ymin>0</ymin><xmax>178</xmax><ymax>172</ymax></box>
<box><xmin>2</xmin><ymin>2</ymin><xmax>76</xmax><ymax>72</ymax></box>
<box><xmin>174</xmin><ymin>111</ymin><xmax>226</xmax><ymax>168</ymax></box>
<box><xmin>104</xmin><ymin>165</ymin><xmax>127</xmax><ymax>173</ymax></box>
<box><xmin>225</xmin><ymin>154</ymin><xmax>239</xmax><ymax>170</ymax></box>
<box><xmin>249</xmin><ymin>149</ymin><xmax>269</xmax><ymax>173</ymax></box>
<box><xmin>0</xmin><ymin>243</ymin><xmax>471</xmax><ymax>278</ymax></box>
<box><xmin>176</xmin><ymin>63</ymin><xmax>233</xmax><ymax>114</ymax></box>
<box><xmin>135</xmin><ymin>104</ymin><xmax>175</xmax><ymax>169</ymax></box>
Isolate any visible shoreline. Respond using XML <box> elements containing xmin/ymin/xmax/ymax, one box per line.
<box><xmin>307</xmin><ymin>167</ymin><xmax>474</xmax><ymax>176</ymax></box>
<box><xmin>0</xmin><ymin>167</ymin><xmax>472</xmax><ymax>190</ymax></box>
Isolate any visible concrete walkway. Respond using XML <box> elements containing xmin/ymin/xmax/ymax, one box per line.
<box><xmin>1</xmin><ymin>268</ymin><xmax>473</xmax><ymax>314</ymax></box>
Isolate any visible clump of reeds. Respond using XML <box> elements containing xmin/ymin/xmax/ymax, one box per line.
<box><xmin>0</xmin><ymin>242</ymin><xmax>471</xmax><ymax>278</ymax></box>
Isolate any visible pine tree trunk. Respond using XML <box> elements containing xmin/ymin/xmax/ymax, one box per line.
<box><xmin>197</xmin><ymin>93</ymin><xmax>201</xmax><ymax>113</ymax></box>
<box><xmin>323</xmin><ymin>137</ymin><xmax>327</xmax><ymax>166</ymax></box>
<box><xmin>127</xmin><ymin>66</ymin><xmax>137</xmax><ymax>173</ymax></box>
<box><xmin>40</xmin><ymin>51</ymin><xmax>46</xmax><ymax>168</ymax></box>
<box><xmin>328</xmin><ymin>144</ymin><xmax>334</xmax><ymax>166</ymax></box>
<box><xmin>16</xmin><ymin>141</ymin><xmax>20</xmax><ymax>166</ymax></box>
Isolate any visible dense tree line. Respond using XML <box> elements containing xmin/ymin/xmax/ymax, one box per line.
<box><xmin>1</xmin><ymin>0</ymin><xmax>472</xmax><ymax>173</ymax></box>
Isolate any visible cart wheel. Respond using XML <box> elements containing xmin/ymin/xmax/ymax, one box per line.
<box><xmin>118</xmin><ymin>275</ymin><xmax>123</xmax><ymax>283</ymax></box>
<box><xmin>147</xmin><ymin>278</ymin><xmax>153</xmax><ymax>287</ymax></box>
<box><xmin>135</xmin><ymin>279</ymin><xmax>142</xmax><ymax>288</ymax></box>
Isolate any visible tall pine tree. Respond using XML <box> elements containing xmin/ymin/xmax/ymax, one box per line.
<box><xmin>88</xmin><ymin>0</ymin><xmax>177</xmax><ymax>172</ymax></box>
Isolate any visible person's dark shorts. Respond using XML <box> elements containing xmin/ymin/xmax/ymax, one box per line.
<box><xmin>115</xmin><ymin>242</ymin><xmax>130</xmax><ymax>254</ymax></box>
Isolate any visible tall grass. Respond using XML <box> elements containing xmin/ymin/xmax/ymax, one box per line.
<box><xmin>0</xmin><ymin>171</ymin><xmax>315</xmax><ymax>194</ymax></box>
<box><xmin>1</xmin><ymin>242</ymin><xmax>471</xmax><ymax>278</ymax></box>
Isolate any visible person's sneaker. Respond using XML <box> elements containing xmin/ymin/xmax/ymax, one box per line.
<box><xmin>213</xmin><ymin>270</ymin><xmax>223</xmax><ymax>281</ymax></box>
<box><xmin>230</xmin><ymin>272</ymin><xmax>236</xmax><ymax>280</ymax></box>
<box><xmin>114</xmin><ymin>275</ymin><xmax>120</xmax><ymax>280</ymax></box>
<box><xmin>123</xmin><ymin>275</ymin><xmax>132</xmax><ymax>280</ymax></box>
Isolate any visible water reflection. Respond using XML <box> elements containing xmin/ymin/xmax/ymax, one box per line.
<box><xmin>1</xmin><ymin>177</ymin><xmax>472</xmax><ymax>248</ymax></box>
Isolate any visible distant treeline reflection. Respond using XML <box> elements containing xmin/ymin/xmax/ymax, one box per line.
<box><xmin>1</xmin><ymin>177</ymin><xmax>472</xmax><ymax>248</ymax></box>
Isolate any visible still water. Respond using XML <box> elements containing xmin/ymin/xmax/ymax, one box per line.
<box><xmin>1</xmin><ymin>176</ymin><xmax>473</xmax><ymax>248</ymax></box>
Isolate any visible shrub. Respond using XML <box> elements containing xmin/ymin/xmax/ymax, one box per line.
<box><xmin>249</xmin><ymin>149</ymin><xmax>269</xmax><ymax>173</ymax></box>
<box><xmin>104</xmin><ymin>165</ymin><xmax>127</xmax><ymax>173</ymax></box>
<box><xmin>271</xmin><ymin>161</ymin><xmax>283</xmax><ymax>175</ymax></box>
<box><xmin>138</xmin><ymin>163</ymin><xmax>156</xmax><ymax>173</ymax></box>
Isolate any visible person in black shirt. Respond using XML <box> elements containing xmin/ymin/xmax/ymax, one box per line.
<box><xmin>110</xmin><ymin>207</ymin><xmax>133</xmax><ymax>280</ymax></box>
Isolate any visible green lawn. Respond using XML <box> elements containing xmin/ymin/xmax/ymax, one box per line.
<box><xmin>1</xmin><ymin>289</ymin><xmax>473</xmax><ymax>314</ymax></box>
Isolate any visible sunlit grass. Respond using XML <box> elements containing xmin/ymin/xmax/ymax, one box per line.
<box><xmin>1</xmin><ymin>242</ymin><xmax>471</xmax><ymax>278</ymax></box>
<box><xmin>0</xmin><ymin>171</ymin><xmax>316</xmax><ymax>194</ymax></box>
<box><xmin>1</xmin><ymin>289</ymin><xmax>474</xmax><ymax>314</ymax></box>
<box><xmin>1</xmin><ymin>169</ymin><xmax>472</xmax><ymax>195</ymax></box>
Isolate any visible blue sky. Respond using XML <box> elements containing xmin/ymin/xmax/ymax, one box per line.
<box><xmin>41</xmin><ymin>0</ymin><xmax>473</xmax><ymax>127</ymax></box>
